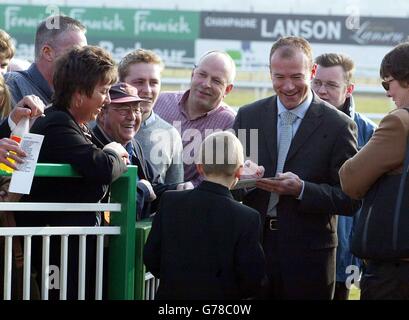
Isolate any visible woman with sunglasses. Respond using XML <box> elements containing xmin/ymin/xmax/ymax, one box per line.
<box><xmin>339</xmin><ymin>42</ymin><xmax>409</xmax><ymax>299</ymax></box>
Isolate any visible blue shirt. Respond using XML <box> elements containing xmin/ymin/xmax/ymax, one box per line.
<box><xmin>336</xmin><ymin>96</ymin><xmax>377</xmax><ymax>282</ymax></box>
<box><xmin>4</xmin><ymin>63</ymin><xmax>53</xmax><ymax>106</ymax></box>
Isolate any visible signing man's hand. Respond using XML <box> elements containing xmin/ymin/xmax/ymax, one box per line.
<box><xmin>256</xmin><ymin>171</ymin><xmax>303</xmax><ymax>197</ymax></box>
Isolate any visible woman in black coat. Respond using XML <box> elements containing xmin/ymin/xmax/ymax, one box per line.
<box><xmin>14</xmin><ymin>46</ymin><xmax>129</xmax><ymax>300</ymax></box>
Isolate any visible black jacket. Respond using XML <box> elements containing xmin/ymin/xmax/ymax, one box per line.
<box><xmin>14</xmin><ymin>106</ymin><xmax>127</xmax><ymax>300</ymax></box>
<box><xmin>144</xmin><ymin>180</ymin><xmax>266</xmax><ymax>300</ymax></box>
<box><xmin>16</xmin><ymin>106</ymin><xmax>127</xmax><ymax>227</ymax></box>
<box><xmin>0</xmin><ymin>117</ymin><xmax>11</xmax><ymax>138</ymax></box>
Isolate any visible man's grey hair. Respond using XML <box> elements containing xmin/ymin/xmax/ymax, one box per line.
<box><xmin>34</xmin><ymin>15</ymin><xmax>86</xmax><ymax>60</ymax></box>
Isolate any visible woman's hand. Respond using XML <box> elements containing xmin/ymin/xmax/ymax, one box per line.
<box><xmin>103</xmin><ymin>141</ymin><xmax>130</xmax><ymax>165</ymax></box>
<box><xmin>0</xmin><ymin>137</ymin><xmax>26</xmax><ymax>169</ymax></box>
<box><xmin>10</xmin><ymin>95</ymin><xmax>46</xmax><ymax>124</ymax></box>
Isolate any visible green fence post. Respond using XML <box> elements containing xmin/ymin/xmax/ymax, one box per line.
<box><xmin>134</xmin><ymin>219</ymin><xmax>152</xmax><ymax>300</ymax></box>
<box><xmin>108</xmin><ymin>165</ymin><xmax>137</xmax><ymax>299</ymax></box>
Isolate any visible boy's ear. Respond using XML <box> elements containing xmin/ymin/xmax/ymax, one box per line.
<box><xmin>346</xmin><ymin>83</ymin><xmax>355</xmax><ymax>97</ymax></box>
<box><xmin>234</xmin><ymin>165</ymin><xmax>243</xmax><ymax>179</ymax></box>
<box><xmin>310</xmin><ymin>63</ymin><xmax>317</xmax><ymax>79</ymax></box>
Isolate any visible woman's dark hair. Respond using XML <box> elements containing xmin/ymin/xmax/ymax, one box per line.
<box><xmin>52</xmin><ymin>45</ymin><xmax>117</xmax><ymax>109</ymax></box>
<box><xmin>380</xmin><ymin>42</ymin><xmax>409</xmax><ymax>87</ymax></box>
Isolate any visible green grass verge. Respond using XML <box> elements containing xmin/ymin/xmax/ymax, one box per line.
<box><xmin>349</xmin><ymin>286</ymin><xmax>361</xmax><ymax>300</ymax></box>
<box><xmin>162</xmin><ymin>84</ymin><xmax>393</xmax><ymax>117</ymax></box>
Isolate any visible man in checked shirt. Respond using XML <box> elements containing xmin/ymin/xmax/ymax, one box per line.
<box><xmin>154</xmin><ymin>50</ymin><xmax>237</xmax><ymax>186</ymax></box>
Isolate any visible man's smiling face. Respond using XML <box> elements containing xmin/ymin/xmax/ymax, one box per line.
<box><xmin>270</xmin><ymin>47</ymin><xmax>314</xmax><ymax>109</ymax></box>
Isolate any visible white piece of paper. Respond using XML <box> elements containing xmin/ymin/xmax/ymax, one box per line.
<box><xmin>232</xmin><ymin>178</ymin><xmax>259</xmax><ymax>190</ymax></box>
<box><xmin>232</xmin><ymin>177</ymin><xmax>281</xmax><ymax>190</ymax></box>
<box><xmin>9</xmin><ymin>133</ymin><xmax>44</xmax><ymax>194</ymax></box>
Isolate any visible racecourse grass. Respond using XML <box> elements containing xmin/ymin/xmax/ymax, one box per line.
<box><xmin>162</xmin><ymin>67</ymin><xmax>393</xmax><ymax>116</ymax></box>
<box><xmin>163</xmin><ymin>83</ymin><xmax>392</xmax><ymax>119</ymax></box>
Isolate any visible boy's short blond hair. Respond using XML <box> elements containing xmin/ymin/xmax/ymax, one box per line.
<box><xmin>197</xmin><ymin>131</ymin><xmax>244</xmax><ymax>177</ymax></box>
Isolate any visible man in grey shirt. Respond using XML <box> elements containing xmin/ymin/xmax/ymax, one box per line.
<box><xmin>5</xmin><ymin>15</ymin><xmax>87</xmax><ymax>106</ymax></box>
<box><xmin>119</xmin><ymin>49</ymin><xmax>184</xmax><ymax>184</ymax></box>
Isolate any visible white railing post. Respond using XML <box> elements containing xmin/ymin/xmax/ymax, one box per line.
<box><xmin>41</xmin><ymin>236</ymin><xmax>50</xmax><ymax>300</ymax></box>
<box><xmin>78</xmin><ymin>235</ymin><xmax>87</xmax><ymax>300</ymax></box>
<box><xmin>95</xmin><ymin>235</ymin><xmax>104</xmax><ymax>300</ymax></box>
<box><xmin>23</xmin><ymin>236</ymin><xmax>32</xmax><ymax>300</ymax></box>
<box><xmin>59</xmin><ymin>235</ymin><xmax>69</xmax><ymax>300</ymax></box>
<box><xmin>3</xmin><ymin>236</ymin><xmax>13</xmax><ymax>300</ymax></box>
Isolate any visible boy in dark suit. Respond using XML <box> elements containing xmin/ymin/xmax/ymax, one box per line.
<box><xmin>144</xmin><ymin>131</ymin><xmax>266</xmax><ymax>300</ymax></box>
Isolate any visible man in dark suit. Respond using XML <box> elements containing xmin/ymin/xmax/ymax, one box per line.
<box><xmin>233</xmin><ymin>36</ymin><xmax>359</xmax><ymax>299</ymax></box>
<box><xmin>144</xmin><ymin>131</ymin><xmax>266</xmax><ymax>300</ymax></box>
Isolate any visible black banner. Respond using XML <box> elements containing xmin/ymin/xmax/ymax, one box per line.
<box><xmin>200</xmin><ymin>11</ymin><xmax>409</xmax><ymax>46</ymax></box>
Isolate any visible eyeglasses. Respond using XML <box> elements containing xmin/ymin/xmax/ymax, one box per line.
<box><xmin>311</xmin><ymin>79</ymin><xmax>343</xmax><ymax>90</ymax></box>
<box><xmin>111</xmin><ymin>105</ymin><xmax>142</xmax><ymax>116</ymax></box>
<box><xmin>381</xmin><ymin>79</ymin><xmax>395</xmax><ymax>91</ymax></box>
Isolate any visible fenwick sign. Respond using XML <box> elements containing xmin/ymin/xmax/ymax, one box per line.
<box><xmin>1</xmin><ymin>4</ymin><xmax>408</xmax><ymax>49</ymax></box>
<box><xmin>200</xmin><ymin>11</ymin><xmax>409</xmax><ymax>46</ymax></box>
<box><xmin>0</xmin><ymin>5</ymin><xmax>200</xmax><ymax>40</ymax></box>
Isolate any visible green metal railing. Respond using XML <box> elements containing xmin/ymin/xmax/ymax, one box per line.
<box><xmin>1</xmin><ymin>163</ymin><xmax>138</xmax><ymax>300</ymax></box>
<box><xmin>108</xmin><ymin>164</ymin><xmax>137</xmax><ymax>299</ymax></box>
<box><xmin>134</xmin><ymin>219</ymin><xmax>152</xmax><ymax>300</ymax></box>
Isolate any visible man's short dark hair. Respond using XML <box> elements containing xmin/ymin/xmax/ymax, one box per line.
<box><xmin>35</xmin><ymin>15</ymin><xmax>86</xmax><ymax>60</ymax></box>
<box><xmin>269</xmin><ymin>36</ymin><xmax>313</xmax><ymax>69</ymax></box>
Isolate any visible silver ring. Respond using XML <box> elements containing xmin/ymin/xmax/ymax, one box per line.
<box><xmin>5</xmin><ymin>151</ymin><xmax>10</xmax><ymax>158</ymax></box>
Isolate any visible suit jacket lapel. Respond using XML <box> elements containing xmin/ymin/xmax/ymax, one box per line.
<box><xmin>286</xmin><ymin>97</ymin><xmax>323</xmax><ymax>162</ymax></box>
<box><xmin>260</xmin><ymin>96</ymin><xmax>278</xmax><ymax>170</ymax></box>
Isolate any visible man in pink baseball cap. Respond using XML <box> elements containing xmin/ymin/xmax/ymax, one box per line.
<box><xmin>109</xmin><ymin>82</ymin><xmax>147</xmax><ymax>104</ymax></box>
<box><xmin>93</xmin><ymin>82</ymin><xmax>192</xmax><ymax>219</ymax></box>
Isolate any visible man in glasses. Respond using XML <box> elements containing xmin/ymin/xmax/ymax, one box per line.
<box><xmin>312</xmin><ymin>53</ymin><xmax>377</xmax><ymax>300</ymax></box>
<box><xmin>93</xmin><ymin>83</ymin><xmax>192</xmax><ymax>219</ymax></box>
